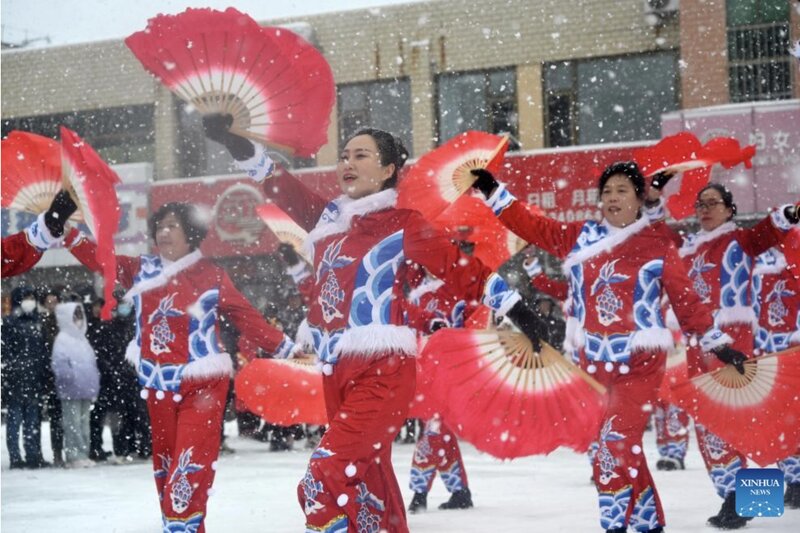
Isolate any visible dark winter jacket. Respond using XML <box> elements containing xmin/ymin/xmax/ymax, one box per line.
<box><xmin>87</xmin><ymin>313</ymin><xmax>137</xmax><ymax>403</ymax></box>
<box><xmin>1</xmin><ymin>287</ymin><xmax>50</xmax><ymax>403</ymax></box>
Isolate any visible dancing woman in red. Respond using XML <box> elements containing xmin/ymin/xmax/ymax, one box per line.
<box><xmin>204</xmin><ymin>120</ymin><xmax>543</xmax><ymax>532</ymax></box>
<box><xmin>469</xmin><ymin>162</ymin><xmax>747</xmax><ymax>533</ymax></box>
<box><xmin>647</xmin><ymin>181</ymin><xmax>799</xmax><ymax>528</ymax></box>
<box><xmin>57</xmin><ymin>201</ymin><xmax>297</xmax><ymax>532</ymax></box>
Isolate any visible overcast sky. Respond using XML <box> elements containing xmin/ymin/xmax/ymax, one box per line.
<box><xmin>1</xmin><ymin>0</ymin><xmax>423</xmax><ymax>48</ymax></box>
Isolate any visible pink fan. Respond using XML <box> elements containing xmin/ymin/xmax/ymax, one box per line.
<box><xmin>422</xmin><ymin>328</ymin><xmax>606</xmax><ymax>459</ymax></box>
<box><xmin>255</xmin><ymin>202</ymin><xmax>310</xmax><ymax>263</ymax></box>
<box><xmin>125</xmin><ymin>7</ymin><xmax>335</xmax><ymax>157</ymax></box>
<box><xmin>398</xmin><ymin>131</ymin><xmax>509</xmax><ymax>221</ymax></box>
<box><xmin>60</xmin><ymin>126</ymin><xmax>122</xmax><ymax>320</ymax></box>
<box><xmin>1</xmin><ymin>131</ymin><xmax>81</xmax><ymax>221</ymax></box>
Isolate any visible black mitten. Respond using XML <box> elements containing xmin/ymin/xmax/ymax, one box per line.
<box><xmin>784</xmin><ymin>203</ymin><xmax>800</xmax><ymax>225</ymax></box>
<box><xmin>505</xmin><ymin>299</ymin><xmax>548</xmax><ymax>352</ymax></box>
<box><xmin>651</xmin><ymin>171</ymin><xmax>675</xmax><ymax>191</ymax></box>
<box><xmin>202</xmin><ymin>113</ymin><xmax>255</xmax><ymax>161</ymax></box>
<box><xmin>469</xmin><ymin>168</ymin><xmax>499</xmax><ymax>198</ymax></box>
<box><xmin>277</xmin><ymin>243</ymin><xmax>301</xmax><ymax>267</ymax></box>
<box><xmin>712</xmin><ymin>345</ymin><xmax>747</xmax><ymax>375</ymax></box>
<box><xmin>44</xmin><ymin>190</ymin><xmax>78</xmax><ymax>238</ymax></box>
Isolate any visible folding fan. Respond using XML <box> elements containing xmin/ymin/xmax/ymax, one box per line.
<box><xmin>255</xmin><ymin>202</ymin><xmax>311</xmax><ymax>263</ymax></box>
<box><xmin>1</xmin><ymin>131</ymin><xmax>81</xmax><ymax>221</ymax></box>
<box><xmin>125</xmin><ymin>7</ymin><xmax>335</xmax><ymax>157</ymax></box>
<box><xmin>234</xmin><ymin>357</ymin><xmax>327</xmax><ymax>425</ymax></box>
<box><xmin>60</xmin><ymin>126</ymin><xmax>122</xmax><ymax>320</ymax></box>
<box><xmin>671</xmin><ymin>346</ymin><xmax>800</xmax><ymax>466</ymax></box>
<box><xmin>421</xmin><ymin>328</ymin><xmax>606</xmax><ymax>459</ymax></box>
<box><xmin>397</xmin><ymin>131</ymin><xmax>509</xmax><ymax>221</ymax></box>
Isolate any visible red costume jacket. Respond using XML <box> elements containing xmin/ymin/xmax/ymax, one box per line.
<box><xmin>1</xmin><ymin>214</ymin><xmax>60</xmax><ymax>278</ymax></box>
<box><xmin>753</xmin><ymin>247</ymin><xmax>800</xmax><ymax>353</ymax></box>
<box><xmin>66</xmin><ymin>232</ymin><xmax>292</xmax><ymax>392</ymax></box>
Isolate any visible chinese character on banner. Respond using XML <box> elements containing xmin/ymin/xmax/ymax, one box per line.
<box><xmin>527</xmin><ymin>192</ymin><xmax>541</xmax><ymax>206</ymax></box>
<box><xmin>571</xmin><ymin>190</ymin><xmax>585</xmax><ymax>207</ymax></box>
<box><xmin>542</xmin><ymin>192</ymin><xmax>556</xmax><ymax>209</ymax></box>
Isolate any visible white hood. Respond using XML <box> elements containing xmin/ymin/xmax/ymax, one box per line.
<box><xmin>55</xmin><ymin>302</ymin><xmax>88</xmax><ymax>339</ymax></box>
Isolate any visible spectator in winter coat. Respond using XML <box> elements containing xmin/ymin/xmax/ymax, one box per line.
<box><xmin>1</xmin><ymin>286</ymin><xmax>50</xmax><ymax>469</ymax></box>
<box><xmin>51</xmin><ymin>302</ymin><xmax>101</xmax><ymax>468</ymax></box>
<box><xmin>39</xmin><ymin>289</ymin><xmax>65</xmax><ymax>467</ymax></box>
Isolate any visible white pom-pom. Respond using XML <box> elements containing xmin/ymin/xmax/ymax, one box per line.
<box><xmin>631</xmin><ymin>445</ymin><xmax>642</xmax><ymax>455</ymax></box>
<box><xmin>345</xmin><ymin>464</ymin><xmax>357</xmax><ymax>477</ymax></box>
<box><xmin>587</xmin><ymin>364</ymin><xmax>597</xmax><ymax>374</ymax></box>
<box><xmin>337</xmin><ymin>494</ymin><xmax>349</xmax><ymax>507</ymax></box>
<box><xmin>140</xmin><ymin>389</ymin><xmax>149</xmax><ymax>400</ymax></box>
<box><xmin>628</xmin><ymin>467</ymin><xmax>639</xmax><ymax>478</ymax></box>
<box><xmin>173</xmin><ymin>394</ymin><xmax>183</xmax><ymax>403</ymax></box>
<box><xmin>604</xmin><ymin>362</ymin><xmax>614</xmax><ymax>372</ymax></box>
<box><xmin>322</xmin><ymin>364</ymin><xmax>334</xmax><ymax>376</ymax></box>
<box><xmin>619</xmin><ymin>364</ymin><xmax>630</xmax><ymax>374</ymax></box>
<box><xmin>155</xmin><ymin>390</ymin><xmax>165</xmax><ymax>400</ymax></box>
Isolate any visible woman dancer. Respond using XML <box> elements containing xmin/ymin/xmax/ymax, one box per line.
<box><xmin>50</xmin><ymin>200</ymin><xmax>297</xmax><ymax>532</ymax></box>
<box><xmin>204</xmin><ymin>118</ymin><xmax>544</xmax><ymax>532</ymax></box>
<box><xmin>468</xmin><ymin>162</ymin><xmax>748</xmax><ymax>533</ymax></box>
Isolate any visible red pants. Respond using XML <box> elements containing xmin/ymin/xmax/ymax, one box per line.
<box><xmin>585</xmin><ymin>352</ymin><xmax>666</xmax><ymax>532</ymax></box>
<box><xmin>298</xmin><ymin>353</ymin><xmax>415</xmax><ymax>533</ymax></box>
<box><xmin>409</xmin><ymin>417</ymin><xmax>468</xmax><ymax>494</ymax></box>
<box><xmin>147</xmin><ymin>377</ymin><xmax>229</xmax><ymax>533</ymax></box>
<box><xmin>653</xmin><ymin>400</ymin><xmax>690</xmax><ymax>461</ymax></box>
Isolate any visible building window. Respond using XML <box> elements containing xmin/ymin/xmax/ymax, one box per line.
<box><xmin>726</xmin><ymin>0</ymin><xmax>792</xmax><ymax>103</ymax></box>
<box><xmin>1</xmin><ymin>105</ymin><xmax>155</xmax><ymax>164</ymax></box>
<box><xmin>437</xmin><ymin>68</ymin><xmax>517</xmax><ymax>145</ymax></box>
<box><xmin>337</xmin><ymin>79</ymin><xmax>413</xmax><ymax>156</ymax></box>
<box><xmin>543</xmin><ymin>52</ymin><xmax>679</xmax><ymax>147</ymax></box>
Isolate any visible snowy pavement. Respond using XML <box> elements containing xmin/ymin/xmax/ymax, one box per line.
<box><xmin>2</xmin><ymin>422</ymin><xmax>798</xmax><ymax>532</ymax></box>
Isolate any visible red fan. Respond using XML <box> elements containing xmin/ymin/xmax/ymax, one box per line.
<box><xmin>1</xmin><ymin>131</ymin><xmax>82</xmax><ymax>221</ymax></box>
<box><xmin>235</xmin><ymin>358</ymin><xmax>327</xmax><ymax>425</ymax></box>
<box><xmin>409</xmin><ymin>336</ymin><xmax>440</xmax><ymax>419</ymax></box>
<box><xmin>125</xmin><ymin>7</ymin><xmax>335</xmax><ymax>157</ymax></box>
<box><xmin>398</xmin><ymin>131</ymin><xmax>509</xmax><ymax>221</ymax></box>
<box><xmin>634</xmin><ymin>132</ymin><xmax>704</xmax><ymax>176</ymax></box>
<box><xmin>421</xmin><ymin>328</ymin><xmax>605</xmax><ymax>459</ymax></box>
<box><xmin>255</xmin><ymin>202</ymin><xmax>311</xmax><ymax>263</ymax></box>
<box><xmin>670</xmin><ymin>346</ymin><xmax>800</xmax><ymax>466</ymax></box>
<box><xmin>60</xmin><ymin>126</ymin><xmax>122</xmax><ymax>320</ymax></box>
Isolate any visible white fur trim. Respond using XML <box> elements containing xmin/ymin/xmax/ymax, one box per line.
<box><xmin>630</xmin><ymin>327</ymin><xmax>675</xmax><ymax>352</ymax></box>
<box><xmin>235</xmin><ymin>142</ymin><xmax>275</xmax><ymax>183</ymax></box>
<box><xmin>770</xmin><ymin>205</ymin><xmax>794</xmax><ymax>231</ymax></box>
<box><xmin>664</xmin><ymin>306</ymin><xmax>680</xmax><ymax>332</ymax></box>
<box><xmin>644</xmin><ymin>197</ymin><xmax>666</xmax><ymax>223</ymax></box>
<box><xmin>181</xmin><ymin>353</ymin><xmax>234</xmax><ymax>381</ymax></box>
<box><xmin>494</xmin><ymin>290</ymin><xmax>522</xmax><ymax>317</ymax></box>
<box><xmin>679</xmin><ymin>222</ymin><xmax>737</xmax><ymax>258</ymax></box>
<box><xmin>753</xmin><ymin>250</ymin><xmax>787</xmax><ymax>276</ymax></box>
<box><xmin>562</xmin><ymin>216</ymin><xmax>650</xmax><ymax>272</ymax></box>
<box><xmin>295</xmin><ymin>319</ymin><xmax>314</xmax><ymax>350</ymax></box>
<box><xmin>305</xmin><ymin>189</ymin><xmax>398</xmax><ymax>260</ymax></box>
<box><xmin>287</xmin><ymin>262</ymin><xmax>311</xmax><ymax>284</ymax></box>
<box><xmin>125</xmin><ymin>339</ymin><xmax>140</xmax><ymax>367</ymax></box>
<box><xmin>123</xmin><ymin>250</ymin><xmax>203</xmax><ymax>302</ymax></box>
<box><xmin>407</xmin><ymin>278</ymin><xmax>445</xmax><ymax>305</ymax></box>
<box><xmin>700</xmin><ymin>329</ymin><xmax>734</xmax><ymax>352</ymax></box>
<box><xmin>565</xmin><ymin>316</ymin><xmax>586</xmax><ymax>349</ymax></box>
<box><xmin>715</xmin><ymin>305</ymin><xmax>758</xmax><ymax>328</ymax></box>
<box><xmin>25</xmin><ymin>213</ymin><xmax>62</xmax><ymax>251</ymax></box>
<box><xmin>333</xmin><ymin>324</ymin><xmax>418</xmax><ymax>358</ymax></box>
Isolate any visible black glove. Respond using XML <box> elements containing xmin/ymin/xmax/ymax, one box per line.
<box><xmin>44</xmin><ymin>190</ymin><xmax>78</xmax><ymax>238</ymax></box>
<box><xmin>712</xmin><ymin>345</ymin><xmax>747</xmax><ymax>375</ymax></box>
<box><xmin>202</xmin><ymin>113</ymin><xmax>255</xmax><ymax>161</ymax></box>
<box><xmin>651</xmin><ymin>171</ymin><xmax>675</xmax><ymax>191</ymax></box>
<box><xmin>277</xmin><ymin>242</ymin><xmax>300</xmax><ymax>266</ymax></box>
<box><xmin>469</xmin><ymin>168</ymin><xmax>499</xmax><ymax>198</ymax></box>
<box><xmin>505</xmin><ymin>299</ymin><xmax>548</xmax><ymax>352</ymax></box>
<box><xmin>785</xmin><ymin>203</ymin><xmax>800</xmax><ymax>225</ymax></box>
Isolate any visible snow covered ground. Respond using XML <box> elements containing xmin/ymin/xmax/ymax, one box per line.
<box><xmin>2</xmin><ymin>421</ymin><xmax>798</xmax><ymax>532</ymax></box>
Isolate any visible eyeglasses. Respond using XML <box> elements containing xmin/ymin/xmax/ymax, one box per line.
<box><xmin>694</xmin><ymin>199</ymin><xmax>725</xmax><ymax>211</ymax></box>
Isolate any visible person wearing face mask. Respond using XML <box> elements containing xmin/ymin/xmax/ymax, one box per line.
<box><xmin>1</xmin><ymin>286</ymin><xmax>51</xmax><ymax>469</ymax></box>
<box><xmin>468</xmin><ymin>162</ymin><xmax>749</xmax><ymax>533</ymax></box>
<box><xmin>204</xmin><ymin>117</ymin><xmax>546</xmax><ymax>533</ymax></box>
<box><xmin>60</xmin><ymin>200</ymin><xmax>298</xmax><ymax>532</ymax></box>
<box><xmin>51</xmin><ymin>302</ymin><xmax>100</xmax><ymax>468</ymax></box>
<box><xmin>647</xmin><ymin>179</ymin><xmax>799</xmax><ymax>529</ymax></box>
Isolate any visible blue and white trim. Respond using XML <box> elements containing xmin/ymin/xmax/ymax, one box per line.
<box><xmin>481</xmin><ymin>272</ymin><xmax>521</xmax><ymax>316</ymax></box>
<box><xmin>699</xmin><ymin>328</ymin><xmax>733</xmax><ymax>352</ymax></box>
<box><xmin>770</xmin><ymin>204</ymin><xmax>795</xmax><ymax>231</ymax></box>
<box><xmin>235</xmin><ymin>142</ymin><xmax>275</xmax><ymax>183</ymax></box>
<box><xmin>483</xmin><ymin>183</ymin><xmax>515</xmax><ymax>215</ymax></box>
<box><xmin>24</xmin><ymin>213</ymin><xmax>62</xmax><ymax>251</ymax></box>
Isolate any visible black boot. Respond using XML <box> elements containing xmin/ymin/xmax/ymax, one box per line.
<box><xmin>707</xmin><ymin>492</ymin><xmax>751</xmax><ymax>529</ymax></box>
<box><xmin>656</xmin><ymin>457</ymin><xmax>684</xmax><ymax>471</ymax></box>
<box><xmin>605</xmin><ymin>528</ymin><xmax>626</xmax><ymax>533</ymax></box>
<box><xmin>439</xmin><ymin>488</ymin><xmax>473</xmax><ymax>510</ymax></box>
<box><xmin>408</xmin><ymin>492</ymin><xmax>427</xmax><ymax>514</ymax></box>
<box><xmin>786</xmin><ymin>482</ymin><xmax>800</xmax><ymax>510</ymax></box>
